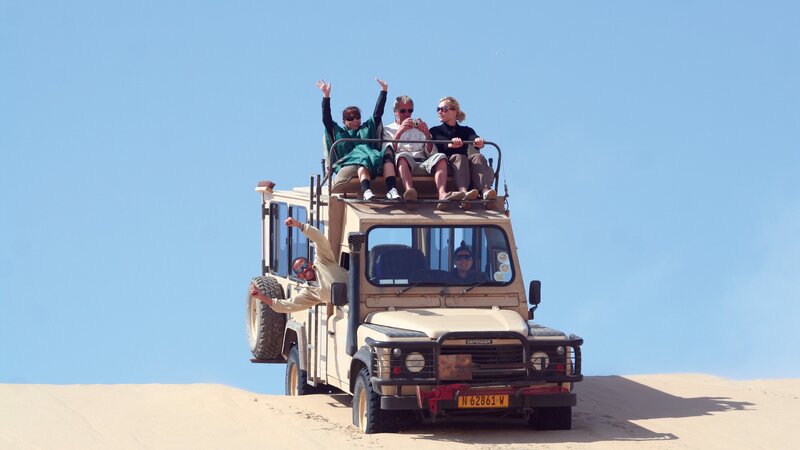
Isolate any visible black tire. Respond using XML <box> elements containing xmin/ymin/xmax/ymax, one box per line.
<box><xmin>529</xmin><ymin>406</ymin><xmax>572</xmax><ymax>430</ymax></box>
<box><xmin>285</xmin><ymin>345</ymin><xmax>315</xmax><ymax>396</ymax></box>
<box><xmin>352</xmin><ymin>367</ymin><xmax>397</xmax><ymax>434</ymax></box>
<box><xmin>246</xmin><ymin>276</ymin><xmax>286</xmax><ymax>360</ymax></box>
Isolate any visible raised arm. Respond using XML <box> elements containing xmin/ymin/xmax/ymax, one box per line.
<box><xmin>286</xmin><ymin>217</ymin><xmax>336</xmax><ymax>266</ymax></box>
<box><xmin>317</xmin><ymin>80</ymin><xmax>335</xmax><ymax>139</ymax></box>
<box><xmin>372</xmin><ymin>78</ymin><xmax>388</xmax><ymax>123</ymax></box>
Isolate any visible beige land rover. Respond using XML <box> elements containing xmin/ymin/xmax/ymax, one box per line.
<box><xmin>246</xmin><ymin>139</ymin><xmax>583</xmax><ymax>433</ymax></box>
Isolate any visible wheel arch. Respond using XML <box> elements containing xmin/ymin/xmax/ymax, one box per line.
<box><xmin>349</xmin><ymin>345</ymin><xmax>373</xmax><ymax>393</ymax></box>
<box><xmin>283</xmin><ymin>320</ymin><xmax>306</xmax><ymax>370</ymax></box>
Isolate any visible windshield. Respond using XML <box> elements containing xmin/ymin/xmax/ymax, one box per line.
<box><xmin>366</xmin><ymin>225</ymin><xmax>514</xmax><ymax>287</ymax></box>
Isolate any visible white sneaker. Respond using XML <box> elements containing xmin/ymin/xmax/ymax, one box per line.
<box><xmin>386</xmin><ymin>188</ymin><xmax>400</xmax><ymax>200</ymax></box>
<box><xmin>363</xmin><ymin>189</ymin><xmax>375</xmax><ymax>201</ymax></box>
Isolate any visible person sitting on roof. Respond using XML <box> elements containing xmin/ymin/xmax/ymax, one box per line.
<box><xmin>382</xmin><ymin>95</ymin><xmax>464</xmax><ymax>205</ymax></box>
<box><xmin>429</xmin><ymin>96</ymin><xmax>497</xmax><ymax>207</ymax></box>
<box><xmin>318</xmin><ymin>78</ymin><xmax>399</xmax><ymax>201</ymax></box>
<box><xmin>249</xmin><ymin>217</ymin><xmax>347</xmax><ymax>313</ymax></box>
<box><xmin>451</xmin><ymin>245</ymin><xmax>489</xmax><ymax>284</ymax></box>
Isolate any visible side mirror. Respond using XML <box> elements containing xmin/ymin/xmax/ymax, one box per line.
<box><xmin>528</xmin><ymin>280</ymin><xmax>541</xmax><ymax>321</ymax></box>
<box><xmin>528</xmin><ymin>280</ymin><xmax>541</xmax><ymax>305</ymax></box>
<box><xmin>331</xmin><ymin>282</ymin><xmax>348</xmax><ymax>307</ymax></box>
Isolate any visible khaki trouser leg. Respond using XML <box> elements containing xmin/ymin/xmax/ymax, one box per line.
<box><xmin>448</xmin><ymin>154</ymin><xmax>470</xmax><ymax>191</ymax></box>
<box><xmin>469</xmin><ymin>153</ymin><xmax>495</xmax><ymax>191</ymax></box>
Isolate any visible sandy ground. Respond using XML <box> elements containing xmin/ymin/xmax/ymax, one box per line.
<box><xmin>2</xmin><ymin>374</ymin><xmax>798</xmax><ymax>449</ymax></box>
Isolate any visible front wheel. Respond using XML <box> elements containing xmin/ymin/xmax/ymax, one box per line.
<box><xmin>352</xmin><ymin>367</ymin><xmax>397</xmax><ymax>434</ymax></box>
<box><xmin>285</xmin><ymin>345</ymin><xmax>315</xmax><ymax>396</ymax></box>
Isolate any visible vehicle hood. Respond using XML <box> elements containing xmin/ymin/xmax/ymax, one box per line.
<box><xmin>366</xmin><ymin>308</ymin><xmax>528</xmax><ymax>339</ymax></box>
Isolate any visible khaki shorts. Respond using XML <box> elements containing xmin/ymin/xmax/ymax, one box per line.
<box><xmin>396</xmin><ymin>152</ymin><xmax>447</xmax><ymax>175</ymax></box>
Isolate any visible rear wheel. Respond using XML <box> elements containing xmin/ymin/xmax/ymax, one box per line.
<box><xmin>285</xmin><ymin>345</ymin><xmax>315</xmax><ymax>395</ymax></box>
<box><xmin>529</xmin><ymin>406</ymin><xmax>572</xmax><ymax>430</ymax></box>
<box><xmin>352</xmin><ymin>367</ymin><xmax>397</xmax><ymax>434</ymax></box>
<box><xmin>246</xmin><ymin>276</ymin><xmax>286</xmax><ymax>359</ymax></box>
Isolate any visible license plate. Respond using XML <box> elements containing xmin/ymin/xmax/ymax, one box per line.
<box><xmin>457</xmin><ymin>394</ymin><xmax>509</xmax><ymax>409</ymax></box>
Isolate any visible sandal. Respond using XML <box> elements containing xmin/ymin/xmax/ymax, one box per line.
<box><xmin>442</xmin><ymin>191</ymin><xmax>466</xmax><ymax>202</ymax></box>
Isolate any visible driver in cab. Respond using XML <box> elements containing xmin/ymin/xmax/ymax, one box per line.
<box><xmin>452</xmin><ymin>245</ymin><xmax>488</xmax><ymax>284</ymax></box>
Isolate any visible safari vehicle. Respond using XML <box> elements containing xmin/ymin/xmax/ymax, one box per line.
<box><xmin>246</xmin><ymin>139</ymin><xmax>583</xmax><ymax>433</ymax></box>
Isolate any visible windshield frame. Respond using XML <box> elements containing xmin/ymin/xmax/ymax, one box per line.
<box><xmin>364</xmin><ymin>224</ymin><xmax>516</xmax><ymax>288</ymax></box>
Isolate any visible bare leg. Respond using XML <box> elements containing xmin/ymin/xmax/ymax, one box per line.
<box><xmin>433</xmin><ymin>159</ymin><xmax>448</xmax><ymax>200</ymax></box>
<box><xmin>382</xmin><ymin>159</ymin><xmax>396</xmax><ymax>177</ymax></box>
<box><xmin>397</xmin><ymin>158</ymin><xmax>414</xmax><ymax>190</ymax></box>
<box><xmin>358</xmin><ymin>166</ymin><xmax>370</xmax><ymax>182</ymax></box>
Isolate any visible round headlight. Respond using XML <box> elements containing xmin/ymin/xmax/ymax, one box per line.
<box><xmin>405</xmin><ymin>352</ymin><xmax>425</xmax><ymax>373</ymax></box>
<box><xmin>530</xmin><ymin>351</ymin><xmax>550</xmax><ymax>371</ymax></box>
<box><xmin>556</xmin><ymin>346</ymin><xmax>565</xmax><ymax>355</ymax></box>
<box><xmin>392</xmin><ymin>348</ymin><xmax>402</xmax><ymax>357</ymax></box>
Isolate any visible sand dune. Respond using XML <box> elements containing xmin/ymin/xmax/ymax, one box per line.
<box><xmin>2</xmin><ymin>374</ymin><xmax>798</xmax><ymax>449</ymax></box>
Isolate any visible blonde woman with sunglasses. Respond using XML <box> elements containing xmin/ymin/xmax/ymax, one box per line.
<box><xmin>429</xmin><ymin>96</ymin><xmax>496</xmax><ymax>206</ymax></box>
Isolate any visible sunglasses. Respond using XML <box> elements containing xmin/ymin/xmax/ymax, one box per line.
<box><xmin>454</xmin><ymin>254</ymin><xmax>472</xmax><ymax>260</ymax></box>
<box><xmin>437</xmin><ymin>106</ymin><xmax>454</xmax><ymax>112</ymax></box>
<box><xmin>293</xmin><ymin>260</ymin><xmax>310</xmax><ymax>274</ymax></box>
<box><xmin>344</xmin><ymin>116</ymin><xmax>361</xmax><ymax>121</ymax></box>
<box><xmin>398</xmin><ymin>108</ymin><xmax>414</xmax><ymax>114</ymax></box>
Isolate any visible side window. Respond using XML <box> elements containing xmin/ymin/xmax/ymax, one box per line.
<box><xmin>271</xmin><ymin>203</ymin><xmax>317</xmax><ymax>278</ymax></box>
<box><xmin>291</xmin><ymin>207</ymin><xmax>309</xmax><ymax>264</ymax></box>
<box><xmin>270</xmin><ymin>202</ymin><xmax>289</xmax><ymax>277</ymax></box>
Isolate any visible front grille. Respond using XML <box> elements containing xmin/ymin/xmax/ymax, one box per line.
<box><xmin>365</xmin><ymin>333</ymin><xmax>583</xmax><ymax>387</ymax></box>
<box><xmin>441</xmin><ymin>343</ymin><xmax>525</xmax><ymax>379</ymax></box>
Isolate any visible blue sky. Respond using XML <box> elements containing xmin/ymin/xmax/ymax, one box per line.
<box><xmin>1</xmin><ymin>1</ymin><xmax>797</xmax><ymax>394</ymax></box>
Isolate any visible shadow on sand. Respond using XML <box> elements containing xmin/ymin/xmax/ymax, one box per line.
<box><xmin>320</xmin><ymin>375</ymin><xmax>754</xmax><ymax>445</ymax></box>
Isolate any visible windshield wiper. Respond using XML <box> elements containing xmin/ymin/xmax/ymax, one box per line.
<box><xmin>461</xmin><ymin>279</ymin><xmax>491</xmax><ymax>294</ymax></box>
<box><xmin>396</xmin><ymin>281</ymin><xmax>428</xmax><ymax>296</ymax></box>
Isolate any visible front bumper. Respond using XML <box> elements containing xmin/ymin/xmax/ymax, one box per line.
<box><xmin>381</xmin><ymin>383</ymin><xmax>576</xmax><ymax>415</ymax></box>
